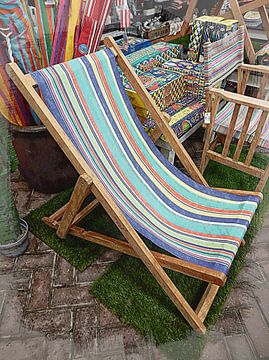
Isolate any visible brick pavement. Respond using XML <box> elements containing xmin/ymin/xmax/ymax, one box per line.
<box><xmin>1</xmin><ymin>142</ymin><xmax>269</xmax><ymax>359</ymax></box>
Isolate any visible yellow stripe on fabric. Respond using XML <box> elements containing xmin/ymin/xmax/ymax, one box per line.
<box><xmin>65</xmin><ymin>0</ymin><xmax>81</xmax><ymax>61</ymax></box>
<box><xmin>86</xmin><ymin>53</ymin><xmax>255</xmax><ymax>221</ymax></box>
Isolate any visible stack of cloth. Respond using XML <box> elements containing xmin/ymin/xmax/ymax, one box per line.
<box><xmin>188</xmin><ymin>16</ymin><xmax>239</xmax><ymax>62</ymax></box>
<box><xmin>116</xmin><ymin>36</ymin><xmax>152</xmax><ymax>55</ymax></box>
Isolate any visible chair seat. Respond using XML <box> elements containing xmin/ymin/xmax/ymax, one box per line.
<box><xmin>31</xmin><ymin>48</ymin><xmax>260</xmax><ymax>276</ymax></box>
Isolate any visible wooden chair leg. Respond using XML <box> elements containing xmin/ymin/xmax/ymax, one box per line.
<box><xmin>256</xmin><ymin>164</ymin><xmax>269</xmax><ymax>192</ymax></box>
<box><xmin>195</xmin><ymin>284</ymin><xmax>219</xmax><ymax>322</ymax></box>
<box><xmin>57</xmin><ymin>174</ymin><xmax>93</xmax><ymax>238</ymax></box>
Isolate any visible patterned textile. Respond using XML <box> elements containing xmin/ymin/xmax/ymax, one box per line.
<box><xmin>188</xmin><ymin>16</ymin><xmax>239</xmax><ymax>63</ymax></box>
<box><xmin>214</xmin><ymin>101</ymin><xmax>269</xmax><ymax>150</ymax></box>
<box><xmin>203</xmin><ymin>27</ymin><xmax>244</xmax><ymax>87</ymax></box>
<box><xmin>32</xmin><ymin>49</ymin><xmax>260</xmax><ymax>275</ymax></box>
<box><xmin>161</xmin><ymin>59</ymin><xmax>205</xmax><ymax>99</ymax></box>
<box><xmin>145</xmin><ymin>96</ymin><xmax>205</xmax><ymax>140</ymax></box>
<box><xmin>123</xmin><ymin>67</ymin><xmax>185</xmax><ymax>111</ymax></box>
<box><xmin>126</xmin><ymin>42</ymin><xmax>183</xmax><ymax>75</ymax></box>
<box><xmin>188</xmin><ymin>19</ymin><xmax>205</xmax><ymax>62</ymax></box>
<box><xmin>255</xmin><ymin>43</ymin><xmax>269</xmax><ymax>66</ymax></box>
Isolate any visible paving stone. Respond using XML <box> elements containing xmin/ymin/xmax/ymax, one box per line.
<box><xmin>11</xmin><ymin>271</ymin><xmax>32</xmax><ymax>291</ymax></box>
<box><xmin>97</xmin><ymin>249</ymin><xmax>121</xmax><ymax>264</ymax></box>
<box><xmin>52</xmin><ymin>286</ymin><xmax>94</xmax><ymax>307</ymax></box>
<box><xmin>0</xmin><ymin>336</ymin><xmax>45</xmax><ymax>360</ymax></box>
<box><xmin>28</xmin><ymin>268</ymin><xmax>52</xmax><ymax>310</ymax></box>
<box><xmin>24</xmin><ymin>309</ymin><xmax>72</xmax><ymax>334</ymax></box>
<box><xmin>38</xmin><ymin>240</ymin><xmax>53</xmax><ymax>253</ymax></box>
<box><xmin>251</xmin><ymin>244</ymin><xmax>269</xmax><ymax>262</ymax></box>
<box><xmin>46</xmin><ymin>334</ymin><xmax>71</xmax><ymax>360</ymax></box>
<box><xmin>13</xmin><ymin>190</ymin><xmax>31</xmax><ymax>215</ymax></box>
<box><xmin>0</xmin><ymin>292</ymin><xmax>6</xmax><ymax>315</ymax></box>
<box><xmin>226</xmin><ymin>334</ymin><xmax>256</xmax><ymax>360</ymax></box>
<box><xmin>223</xmin><ymin>287</ymin><xmax>254</xmax><ymax>311</ymax></box>
<box><xmin>254</xmin><ymin>281</ymin><xmax>269</xmax><ymax>324</ymax></box>
<box><xmin>99</xmin><ymin>304</ymin><xmax>121</xmax><ymax>327</ymax></box>
<box><xmin>77</xmin><ymin>263</ymin><xmax>110</xmax><ymax>284</ymax></box>
<box><xmin>213</xmin><ymin>311</ymin><xmax>244</xmax><ymax>336</ymax></box>
<box><xmin>99</xmin><ymin>326</ymin><xmax>145</xmax><ymax>351</ymax></box>
<box><xmin>261</xmin><ymin>211</ymin><xmax>269</xmax><ymax>228</ymax></box>
<box><xmin>255</xmin><ymin>228</ymin><xmax>269</xmax><ymax>244</ymax></box>
<box><xmin>73</xmin><ymin>307</ymin><xmax>98</xmax><ymax>357</ymax></box>
<box><xmin>200</xmin><ymin>339</ymin><xmax>230</xmax><ymax>360</ymax></box>
<box><xmin>25</xmin><ymin>233</ymin><xmax>39</xmax><ymax>254</ymax></box>
<box><xmin>16</xmin><ymin>253</ymin><xmax>53</xmax><ymax>270</ymax></box>
<box><xmin>0</xmin><ymin>274</ymin><xmax>14</xmax><ymax>290</ymax></box>
<box><xmin>53</xmin><ymin>255</ymin><xmax>74</xmax><ymax>287</ymax></box>
<box><xmin>259</xmin><ymin>261</ymin><xmax>269</xmax><ymax>280</ymax></box>
<box><xmin>0</xmin><ymin>255</ymin><xmax>15</xmax><ymax>272</ymax></box>
<box><xmin>0</xmin><ymin>293</ymin><xmax>23</xmax><ymax>336</ymax></box>
<box><xmin>240</xmin><ymin>305</ymin><xmax>269</xmax><ymax>358</ymax></box>
<box><xmin>27</xmin><ymin>193</ymin><xmax>53</xmax><ymax>213</ymax></box>
<box><xmin>236</xmin><ymin>261</ymin><xmax>265</xmax><ymax>284</ymax></box>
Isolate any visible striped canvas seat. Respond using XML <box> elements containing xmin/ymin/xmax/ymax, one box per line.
<box><xmin>32</xmin><ymin>48</ymin><xmax>260</xmax><ymax>276</ymax></box>
<box><xmin>214</xmin><ymin>100</ymin><xmax>269</xmax><ymax>150</ymax></box>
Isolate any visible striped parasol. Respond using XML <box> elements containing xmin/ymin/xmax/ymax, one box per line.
<box><xmin>64</xmin><ymin>0</ymin><xmax>82</xmax><ymax>61</ymax></box>
<box><xmin>0</xmin><ymin>0</ymin><xmax>42</xmax><ymax>73</ymax></box>
<box><xmin>50</xmin><ymin>0</ymin><xmax>70</xmax><ymax>65</ymax></box>
<box><xmin>75</xmin><ymin>0</ymin><xmax>112</xmax><ymax>57</ymax></box>
<box><xmin>32</xmin><ymin>0</ymin><xmax>53</xmax><ymax>67</ymax></box>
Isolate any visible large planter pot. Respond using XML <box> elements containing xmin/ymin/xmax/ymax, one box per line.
<box><xmin>0</xmin><ymin>218</ymin><xmax>29</xmax><ymax>257</ymax></box>
<box><xmin>12</xmin><ymin>125</ymin><xmax>78</xmax><ymax>194</ymax></box>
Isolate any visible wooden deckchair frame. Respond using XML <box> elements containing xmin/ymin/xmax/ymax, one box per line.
<box><xmin>6</xmin><ymin>37</ymin><xmax>262</xmax><ymax>334</ymax></box>
<box><xmin>201</xmin><ymin>64</ymin><xmax>269</xmax><ymax>192</ymax></box>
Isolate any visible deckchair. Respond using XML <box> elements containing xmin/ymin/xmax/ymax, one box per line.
<box><xmin>6</xmin><ymin>37</ymin><xmax>262</xmax><ymax>334</ymax></box>
<box><xmin>201</xmin><ymin>63</ymin><xmax>269</xmax><ymax>192</ymax></box>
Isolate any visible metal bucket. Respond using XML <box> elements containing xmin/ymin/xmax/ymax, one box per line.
<box><xmin>0</xmin><ymin>218</ymin><xmax>29</xmax><ymax>257</ymax></box>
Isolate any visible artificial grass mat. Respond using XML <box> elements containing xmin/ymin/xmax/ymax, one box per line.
<box><xmin>91</xmin><ymin>149</ymin><xmax>269</xmax><ymax>347</ymax></box>
<box><xmin>26</xmin><ymin>146</ymin><xmax>269</xmax><ymax>351</ymax></box>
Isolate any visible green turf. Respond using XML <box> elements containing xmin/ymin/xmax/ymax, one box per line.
<box><xmin>90</xmin><ymin>148</ymin><xmax>269</xmax><ymax>350</ymax></box>
<box><xmin>25</xmin><ymin>190</ymin><xmax>121</xmax><ymax>271</ymax></box>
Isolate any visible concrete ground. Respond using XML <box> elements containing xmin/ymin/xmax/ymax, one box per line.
<box><xmin>1</xmin><ymin>135</ymin><xmax>269</xmax><ymax>359</ymax></box>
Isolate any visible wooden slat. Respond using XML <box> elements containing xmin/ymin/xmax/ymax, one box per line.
<box><xmin>222</xmin><ymin>104</ymin><xmax>241</xmax><ymax>157</ymax></box>
<box><xmin>103</xmin><ymin>37</ymin><xmax>208</xmax><ymax>187</ymax></box>
<box><xmin>207</xmin><ymin>150</ymin><xmax>265</xmax><ymax>178</ymax></box>
<box><xmin>72</xmin><ymin>199</ymin><xmax>99</xmax><ymax>225</ymax></box>
<box><xmin>180</xmin><ymin>0</ymin><xmax>198</xmax><ymax>36</ymax></box>
<box><xmin>222</xmin><ymin>0</ymin><xmax>269</xmax><ymax>17</ymax></box>
<box><xmin>258</xmin><ymin>5</ymin><xmax>269</xmax><ymax>40</ymax></box>
<box><xmin>57</xmin><ymin>174</ymin><xmax>92</xmax><ymax>238</ymax></box>
<box><xmin>245</xmin><ymin>111</ymin><xmax>269</xmax><ymax>166</ymax></box>
<box><xmin>195</xmin><ymin>284</ymin><xmax>220</xmax><ymax>322</ymax></box>
<box><xmin>233</xmin><ymin>107</ymin><xmax>255</xmax><ymax>161</ymax></box>
<box><xmin>200</xmin><ymin>94</ymin><xmax>221</xmax><ymax>173</ymax></box>
<box><xmin>43</xmin><ymin>216</ymin><xmax>227</xmax><ymax>287</ymax></box>
<box><xmin>239</xmin><ymin>63</ymin><xmax>269</xmax><ymax>75</ymax></box>
<box><xmin>256</xmin><ymin>163</ymin><xmax>269</xmax><ymax>192</ymax></box>
<box><xmin>212</xmin><ymin>187</ymin><xmax>263</xmax><ymax>201</ymax></box>
<box><xmin>208</xmin><ymin>88</ymin><xmax>269</xmax><ymax>112</ymax></box>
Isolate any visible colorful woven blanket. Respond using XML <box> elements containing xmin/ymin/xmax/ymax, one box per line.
<box><xmin>32</xmin><ymin>49</ymin><xmax>260</xmax><ymax>275</ymax></box>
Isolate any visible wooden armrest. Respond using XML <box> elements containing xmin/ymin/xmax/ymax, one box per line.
<box><xmin>239</xmin><ymin>64</ymin><xmax>269</xmax><ymax>75</ymax></box>
<box><xmin>208</xmin><ymin>88</ymin><xmax>269</xmax><ymax>112</ymax></box>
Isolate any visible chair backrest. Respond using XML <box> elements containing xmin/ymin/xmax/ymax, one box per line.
<box><xmin>203</xmin><ymin>26</ymin><xmax>244</xmax><ymax>87</ymax></box>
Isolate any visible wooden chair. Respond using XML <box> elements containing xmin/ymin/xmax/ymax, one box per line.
<box><xmin>214</xmin><ymin>0</ymin><xmax>269</xmax><ymax>63</ymax></box>
<box><xmin>201</xmin><ymin>63</ymin><xmax>269</xmax><ymax>192</ymax></box>
<box><xmin>6</xmin><ymin>37</ymin><xmax>262</xmax><ymax>333</ymax></box>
